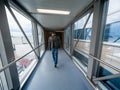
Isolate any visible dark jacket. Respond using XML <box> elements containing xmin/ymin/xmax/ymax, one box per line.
<box><xmin>48</xmin><ymin>35</ymin><xmax>61</xmax><ymax>49</ymax></box>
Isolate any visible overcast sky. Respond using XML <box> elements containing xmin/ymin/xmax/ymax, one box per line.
<box><xmin>106</xmin><ymin>0</ymin><xmax>120</xmax><ymax>24</ymax></box>
<box><xmin>6</xmin><ymin>7</ymin><xmax>32</xmax><ymax>37</ymax></box>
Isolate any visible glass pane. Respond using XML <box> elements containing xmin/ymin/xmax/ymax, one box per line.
<box><xmin>73</xmin><ymin>13</ymin><xmax>93</xmax><ymax>72</ymax></box>
<box><xmin>41</xmin><ymin>30</ymin><xmax>45</xmax><ymax>56</ymax></box>
<box><xmin>64</xmin><ymin>27</ymin><xmax>70</xmax><ymax>52</ymax></box>
<box><xmin>0</xmin><ymin>55</ymin><xmax>8</xmax><ymax>90</ymax></box>
<box><xmin>37</xmin><ymin>25</ymin><xmax>42</xmax><ymax>45</ymax></box>
<box><xmin>100</xmin><ymin>0</ymin><xmax>120</xmax><ymax>89</ymax></box>
<box><xmin>12</xmin><ymin>8</ymin><xmax>34</xmax><ymax>47</ymax></box>
<box><xmin>5</xmin><ymin>7</ymin><xmax>37</xmax><ymax>83</ymax></box>
<box><xmin>37</xmin><ymin>25</ymin><xmax>42</xmax><ymax>57</ymax></box>
<box><xmin>74</xmin><ymin>13</ymin><xmax>93</xmax><ymax>54</ymax></box>
<box><xmin>18</xmin><ymin>52</ymin><xmax>36</xmax><ymax>81</ymax></box>
<box><xmin>37</xmin><ymin>25</ymin><xmax>45</xmax><ymax>56</ymax></box>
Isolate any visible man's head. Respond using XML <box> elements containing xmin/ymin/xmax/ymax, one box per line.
<box><xmin>52</xmin><ymin>33</ymin><xmax>55</xmax><ymax>36</ymax></box>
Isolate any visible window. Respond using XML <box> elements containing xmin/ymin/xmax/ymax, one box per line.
<box><xmin>73</xmin><ymin>12</ymin><xmax>93</xmax><ymax>72</ymax></box>
<box><xmin>0</xmin><ymin>55</ymin><xmax>8</xmax><ymax>90</ymax></box>
<box><xmin>64</xmin><ymin>27</ymin><xmax>70</xmax><ymax>52</ymax></box>
<box><xmin>100</xmin><ymin>0</ymin><xmax>120</xmax><ymax>89</ymax></box>
<box><xmin>41</xmin><ymin>30</ymin><xmax>45</xmax><ymax>56</ymax></box>
<box><xmin>5</xmin><ymin>7</ymin><xmax>37</xmax><ymax>84</ymax></box>
<box><xmin>37</xmin><ymin>25</ymin><xmax>45</xmax><ymax>56</ymax></box>
<box><xmin>74</xmin><ymin>13</ymin><xmax>93</xmax><ymax>54</ymax></box>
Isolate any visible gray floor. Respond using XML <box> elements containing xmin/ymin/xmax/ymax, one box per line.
<box><xmin>22</xmin><ymin>50</ymin><xmax>94</xmax><ymax>90</ymax></box>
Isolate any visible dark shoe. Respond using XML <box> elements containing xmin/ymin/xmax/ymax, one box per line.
<box><xmin>54</xmin><ymin>64</ymin><xmax>57</xmax><ymax>68</ymax></box>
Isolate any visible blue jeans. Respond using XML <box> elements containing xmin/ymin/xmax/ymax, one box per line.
<box><xmin>52</xmin><ymin>48</ymin><xmax>58</xmax><ymax>65</ymax></box>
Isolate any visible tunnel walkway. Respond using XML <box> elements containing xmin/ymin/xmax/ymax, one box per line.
<box><xmin>22</xmin><ymin>50</ymin><xmax>94</xmax><ymax>90</ymax></box>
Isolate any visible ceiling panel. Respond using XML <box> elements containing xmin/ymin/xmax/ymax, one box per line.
<box><xmin>15</xmin><ymin>0</ymin><xmax>93</xmax><ymax>30</ymax></box>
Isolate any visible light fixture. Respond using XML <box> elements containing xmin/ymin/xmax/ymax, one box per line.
<box><xmin>36</xmin><ymin>9</ymin><xmax>70</xmax><ymax>15</ymax></box>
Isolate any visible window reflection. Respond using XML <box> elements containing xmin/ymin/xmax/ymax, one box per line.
<box><xmin>73</xmin><ymin>12</ymin><xmax>93</xmax><ymax>72</ymax></box>
<box><xmin>74</xmin><ymin>13</ymin><xmax>93</xmax><ymax>54</ymax></box>
<box><xmin>100</xmin><ymin>0</ymin><xmax>120</xmax><ymax>89</ymax></box>
<box><xmin>101</xmin><ymin>0</ymin><xmax>120</xmax><ymax>72</ymax></box>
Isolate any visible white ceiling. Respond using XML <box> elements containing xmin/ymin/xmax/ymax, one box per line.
<box><xmin>15</xmin><ymin>0</ymin><xmax>93</xmax><ymax>30</ymax></box>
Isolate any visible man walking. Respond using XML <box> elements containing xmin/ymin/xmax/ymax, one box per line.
<box><xmin>48</xmin><ymin>33</ymin><xmax>61</xmax><ymax>68</ymax></box>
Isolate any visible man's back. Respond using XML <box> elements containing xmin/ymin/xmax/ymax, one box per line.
<box><xmin>51</xmin><ymin>35</ymin><xmax>60</xmax><ymax>49</ymax></box>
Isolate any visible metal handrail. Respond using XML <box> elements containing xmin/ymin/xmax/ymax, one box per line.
<box><xmin>0</xmin><ymin>43</ymin><xmax>44</xmax><ymax>73</ymax></box>
<box><xmin>74</xmin><ymin>48</ymin><xmax>120</xmax><ymax>72</ymax></box>
<box><xmin>64</xmin><ymin>34</ymin><xmax>120</xmax><ymax>72</ymax></box>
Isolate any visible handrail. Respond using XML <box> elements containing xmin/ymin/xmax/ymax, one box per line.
<box><xmin>65</xmin><ymin>38</ymin><xmax>120</xmax><ymax>72</ymax></box>
<box><xmin>74</xmin><ymin>48</ymin><xmax>120</xmax><ymax>72</ymax></box>
<box><xmin>0</xmin><ymin>43</ymin><xmax>44</xmax><ymax>73</ymax></box>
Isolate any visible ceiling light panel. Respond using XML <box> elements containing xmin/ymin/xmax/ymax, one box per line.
<box><xmin>37</xmin><ymin>9</ymin><xmax>70</xmax><ymax>15</ymax></box>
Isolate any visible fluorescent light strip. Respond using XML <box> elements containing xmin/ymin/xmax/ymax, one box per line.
<box><xmin>37</xmin><ymin>9</ymin><xmax>70</xmax><ymax>15</ymax></box>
